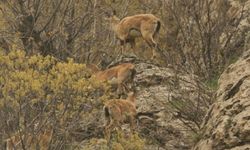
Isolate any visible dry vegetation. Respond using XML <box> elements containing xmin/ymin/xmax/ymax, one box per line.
<box><xmin>0</xmin><ymin>0</ymin><xmax>249</xmax><ymax>149</ymax></box>
<box><xmin>1</xmin><ymin>0</ymin><xmax>248</xmax><ymax>75</ymax></box>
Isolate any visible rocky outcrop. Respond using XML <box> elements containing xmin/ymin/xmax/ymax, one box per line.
<box><xmin>81</xmin><ymin>55</ymin><xmax>211</xmax><ymax>150</ymax></box>
<box><xmin>95</xmin><ymin>56</ymin><xmax>209</xmax><ymax>149</ymax></box>
<box><xmin>75</xmin><ymin>52</ymin><xmax>214</xmax><ymax>150</ymax></box>
<box><xmin>133</xmin><ymin>61</ymin><xmax>212</xmax><ymax>150</ymax></box>
<box><xmin>193</xmin><ymin>49</ymin><xmax>250</xmax><ymax>150</ymax></box>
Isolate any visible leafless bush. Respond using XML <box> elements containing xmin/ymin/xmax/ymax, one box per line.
<box><xmin>159</xmin><ymin>0</ymin><xmax>249</xmax><ymax>79</ymax></box>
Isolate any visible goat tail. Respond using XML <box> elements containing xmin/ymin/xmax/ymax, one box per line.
<box><xmin>104</xmin><ymin>106</ymin><xmax>110</xmax><ymax>118</ymax></box>
<box><xmin>156</xmin><ymin>20</ymin><xmax>161</xmax><ymax>33</ymax></box>
<box><xmin>130</xmin><ymin>67</ymin><xmax>136</xmax><ymax>81</ymax></box>
<box><xmin>154</xmin><ymin>20</ymin><xmax>161</xmax><ymax>37</ymax></box>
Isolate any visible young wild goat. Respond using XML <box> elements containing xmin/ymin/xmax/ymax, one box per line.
<box><xmin>4</xmin><ymin>127</ymin><xmax>53</xmax><ymax>150</ymax></box>
<box><xmin>89</xmin><ymin>63</ymin><xmax>136</xmax><ymax>95</ymax></box>
<box><xmin>108</xmin><ymin>12</ymin><xmax>161</xmax><ymax>59</ymax></box>
<box><xmin>103</xmin><ymin>91</ymin><xmax>137</xmax><ymax>141</ymax></box>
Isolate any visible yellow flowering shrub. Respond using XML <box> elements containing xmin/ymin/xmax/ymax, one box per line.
<box><xmin>0</xmin><ymin>50</ymin><xmax>110</xmax><ymax>148</ymax></box>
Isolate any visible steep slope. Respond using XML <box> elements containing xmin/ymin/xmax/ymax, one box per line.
<box><xmin>193</xmin><ymin>49</ymin><xmax>250</xmax><ymax>150</ymax></box>
<box><xmin>105</xmin><ymin>57</ymin><xmax>212</xmax><ymax>149</ymax></box>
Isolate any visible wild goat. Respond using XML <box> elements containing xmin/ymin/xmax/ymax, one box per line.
<box><xmin>89</xmin><ymin>63</ymin><xmax>136</xmax><ymax>94</ymax></box>
<box><xmin>103</xmin><ymin>91</ymin><xmax>137</xmax><ymax>141</ymax></box>
<box><xmin>108</xmin><ymin>12</ymin><xmax>161</xmax><ymax>58</ymax></box>
<box><xmin>4</xmin><ymin>127</ymin><xmax>53</xmax><ymax>150</ymax></box>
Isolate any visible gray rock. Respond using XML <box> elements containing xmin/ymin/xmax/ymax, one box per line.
<box><xmin>133</xmin><ymin>61</ymin><xmax>211</xmax><ymax>149</ymax></box>
<box><xmin>193</xmin><ymin>50</ymin><xmax>250</xmax><ymax>150</ymax></box>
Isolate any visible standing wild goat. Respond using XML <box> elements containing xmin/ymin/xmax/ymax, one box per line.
<box><xmin>103</xmin><ymin>91</ymin><xmax>137</xmax><ymax>141</ymax></box>
<box><xmin>89</xmin><ymin>63</ymin><xmax>136</xmax><ymax>94</ymax></box>
<box><xmin>108</xmin><ymin>12</ymin><xmax>161</xmax><ymax>58</ymax></box>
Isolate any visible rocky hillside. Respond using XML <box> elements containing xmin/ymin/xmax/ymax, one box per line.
<box><xmin>1</xmin><ymin>0</ymin><xmax>250</xmax><ymax>149</ymax></box>
<box><xmin>193</xmin><ymin>49</ymin><xmax>250</xmax><ymax>150</ymax></box>
<box><xmin>134</xmin><ymin>61</ymin><xmax>212</xmax><ymax>149</ymax></box>
<box><xmin>81</xmin><ymin>57</ymin><xmax>212</xmax><ymax>150</ymax></box>
<box><xmin>68</xmin><ymin>48</ymin><xmax>250</xmax><ymax>149</ymax></box>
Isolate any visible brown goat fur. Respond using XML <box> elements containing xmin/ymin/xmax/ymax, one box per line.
<box><xmin>103</xmin><ymin>92</ymin><xmax>136</xmax><ymax>141</ymax></box>
<box><xmin>108</xmin><ymin>13</ymin><xmax>161</xmax><ymax>58</ymax></box>
<box><xmin>90</xmin><ymin>63</ymin><xmax>136</xmax><ymax>94</ymax></box>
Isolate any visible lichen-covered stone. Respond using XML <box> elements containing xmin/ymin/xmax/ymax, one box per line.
<box><xmin>193</xmin><ymin>49</ymin><xmax>250</xmax><ymax>150</ymax></box>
